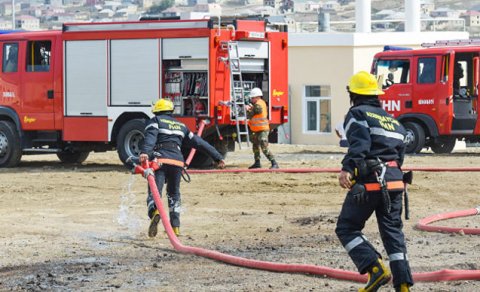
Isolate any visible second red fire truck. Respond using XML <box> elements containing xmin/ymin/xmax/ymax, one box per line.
<box><xmin>372</xmin><ymin>40</ymin><xmax>480</xmax><ymax>154</ymax></box>
<box><xmin>0</xmin><ymin>18</ymin><xmax>288</xmax><ymax>167</ymax></box>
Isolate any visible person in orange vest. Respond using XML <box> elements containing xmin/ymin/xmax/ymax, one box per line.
<box><xmin>245</xmin><ymin>87</ymin><xmax>279</xmax><ymax>169</ymax></box>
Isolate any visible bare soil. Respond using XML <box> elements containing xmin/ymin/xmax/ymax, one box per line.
<box><xmin>0</xmin><ymin>144</ymin><xmax>479</xmax><ymax>291</ymax></box>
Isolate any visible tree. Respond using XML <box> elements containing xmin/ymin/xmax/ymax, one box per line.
<box><xmin>147</xmin><ymin>0</ymin><xmax>175</xmax><ymax>14</ymax></box>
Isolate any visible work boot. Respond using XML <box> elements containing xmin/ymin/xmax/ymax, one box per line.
<box><xmin>148</xmin><ymin>210</ymin><xmax>161</xmax><ymax>238</ymax></box>
<box><xmin>248</xmin><ymin>160</ymin><xmax>261</xmax><ymax>169</ymax></box>
<box><xmin>172</xmin><ymin>227</ymin><xmax>180</xmax><ymax>236</ymax></box>
<box><xmin>359</xmin><ymin>258</ymin><xmax>392</xmax><ymax>292</ymax></box>
<box><xmin>270</xmin><ymin>160</ymin><xmax>279</xmax><ymax>169</ymax></box>
<box><xmin>395</xmin><ymin>283</ymin><xmax>410</xmax><ymax>292</ymax></box>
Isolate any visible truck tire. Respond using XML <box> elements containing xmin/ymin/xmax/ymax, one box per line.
<box><xmin>117</xmin><ymin>119</ymin><xmax>145</xmax><ymax>165</ymax></box>
<box><xmin>57</xmin><ymin>150</ymin><xmax>90</xmax><ymax>164</ymax></box>
<box><xmin>404</xmin><ymin>122</ymin><xmax>425</xmax><ymax>154</ymax></box>
<box><xmin>431</xmin><ymin>137</ymin><xmax>456</xmax><ymax>154</ymax></box>
<box><xmin>0</xmin><ymin>121</ymin><xmax>22</xmax><ymax>167</ymax></box>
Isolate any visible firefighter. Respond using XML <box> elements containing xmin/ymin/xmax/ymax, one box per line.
<box><xmin>335</xmin><ymin>71</ymin><xmax>413</xmax><ymax>292</ymax></box>
<box><xmin>139</xmin><ymin>98</ymin><xmax>225</xmax><ymax>237</ymax></box>
<box><xmin>245</xmin><ymin>87</ymin><xmax>279</xmax><ymax>169</ymax></box>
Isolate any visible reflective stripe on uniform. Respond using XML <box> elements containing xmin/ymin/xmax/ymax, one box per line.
<box><xmin>344</xmin><ymin>235</ymin><xmax>368</xmax><ymax>252</ymax></box>
<box><xmin>364</xmin><ymin>180</ymin><xmax>404</xmax><ymax>192</ymax></box>
<box><xmin>370</xmin><ymin>127</ymin><xmax>405</xmax><ymax>141</ymax></box>
<box><xmin>148</xmin><ymin>200</ymin><xmax>156</xmax><ymax>210</ymax></box>
<box><xmin>389</xmin><ymin>252</ymin><xmax>407</xmax><ymax>262</ymax></box>
<box><xmin>158</xmin><ymin>128</ymin><xmax>185</xmax><ymax>138</ymax></box>
<box><xmin>145</xmin><ymin>123</ymin><xmax>159</xmax><ymax>131</ymax></box>
<box><xmin>344</xmin><ymin>117</ymin><xmax>369</xmax><ymax>135</ymax></box>
<box><xmin>157</xmin><ymin>158</ymin><xmax>185</xmax><ymax>167</ymax></box>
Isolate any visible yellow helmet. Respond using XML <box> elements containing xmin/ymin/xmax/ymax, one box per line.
<box><xmin>152</xmin><ymin>98</ymin><xmax>174</xmax><ymax>113</ymax></box>
<box><xmin>348</xmin><ymin>71</ymin><xmax>384</xmax><ymax>96</ymax></box>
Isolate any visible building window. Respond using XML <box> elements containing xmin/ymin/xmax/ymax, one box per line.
<box><xmin>304</xmin><ymin>85</ymin><xmax>331</xmax><ymax>133</ymax></box>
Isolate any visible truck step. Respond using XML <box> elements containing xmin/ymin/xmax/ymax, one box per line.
<box><xmin>23</xmin><ymin>148</ymin><xmax>61</xmax><ymax>154</ymax></box>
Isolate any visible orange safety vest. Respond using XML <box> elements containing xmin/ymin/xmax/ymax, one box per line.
<box><xmin>248</xmin><ymin>99</ymin><xmax>269</xmax><ymax>132</ymax></box>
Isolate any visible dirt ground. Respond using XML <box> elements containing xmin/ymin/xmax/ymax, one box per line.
<box><xmin>0</xmin><ymin>144</ymin><xmax>479</xmax><ymax>291</ymax></box>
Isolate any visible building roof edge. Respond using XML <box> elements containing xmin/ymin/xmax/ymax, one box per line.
<box><xmin>289</xmin><ymin>31</ymin><xmax>470</xmax><ymax>47</ymax></box>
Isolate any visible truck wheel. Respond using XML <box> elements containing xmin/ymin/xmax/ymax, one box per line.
<box><xmin>57</xmin><ymin>150</ymin><xmax>90</xmax><ymax>164</ymax></box>
<box><xmin>431</xmin><ymin>137</ymin><xmax>456</xmax><ymax>154</ymax></box>
<box><xmin>404</xmin><ymin>122</ymin><xmax>425</xmax><ymax>154</ymax></box>
<box><xmin>117</xmin><ymin>119</ymin><xmax>145</xmax><ymax>165</ymax></box>
<box><xmin>214</xmin><ymin>139</ymin><xmax>230</xmax><ymax>158</ymax></box>
<box><xmin>0</xmin><ymin>121</ymin><xmax>22</xmax><ymax>167</ymax></box>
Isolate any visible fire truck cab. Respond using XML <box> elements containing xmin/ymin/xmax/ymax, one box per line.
<box><xmin>0</xmin><ymin>19</ymin><xmax>288</xmax><ymax>167</ymax></box>
<box><xmin>372</xmin><ymin>41</ymin><xmax>480</xmax><ymax>154</ymax></box>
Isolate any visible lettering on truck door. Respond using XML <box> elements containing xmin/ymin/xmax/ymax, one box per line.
<box><xmin>376</xmin><ymin>58</ymin><xmax>412</xmax><ymax>116</ymax></box>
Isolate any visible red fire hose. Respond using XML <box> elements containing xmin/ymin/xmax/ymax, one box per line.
<box><xmin>186</xmin><ymin>166</ymin><xmax>480</xmax><ymax>174</ymax></box>
<box><xmin>416</xmin><ymin>207</ymin><xmax>480</xmax><ymax>235</ymax></box>
<box><xmin>130</xmin><ymin>161</ymin><xmax>480</xmax><ymax>283</ymax></box>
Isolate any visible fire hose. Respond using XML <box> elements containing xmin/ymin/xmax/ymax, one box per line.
<box><xmin>416</xmin><ymin>207</ymin><xmax>480</xmax><ymax>235</ymax></box>
<box><xmin>130</xmin><ymin>161</ymin><xmax>480</xmax><ymax>283</ymax></box>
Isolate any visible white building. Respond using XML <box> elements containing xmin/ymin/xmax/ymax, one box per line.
<box><xmin>16</xmin><ymin>15</ymin><xmax>40</xmax><ymax>30</ymax></box>
<box><xmin>284</xmin><ymin>0</ymin><xmax>469</xmax><ymax>145</ymax></box>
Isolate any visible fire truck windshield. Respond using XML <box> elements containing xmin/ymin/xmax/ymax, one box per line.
<box><xmin>375</xmin><ymin>59</ymin><xmax>410</xmax><ymax>89</ymax></box>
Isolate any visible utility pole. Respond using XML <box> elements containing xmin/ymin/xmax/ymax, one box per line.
<box><xmin>12</xmin><ymin>0</ymin><xmax>15</xmax><ymax>29</ymax></box>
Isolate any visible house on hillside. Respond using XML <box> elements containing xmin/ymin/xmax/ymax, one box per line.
<box><xmin>16</xmin><ymin>15</ymin><xmax>40</xmax><ymax>30</ymax></box>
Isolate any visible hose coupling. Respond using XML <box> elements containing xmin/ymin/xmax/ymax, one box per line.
<box><xmin>143</xmin><ymin>168</ymin><xmax>154</xmax><ymax>178</ymax></box>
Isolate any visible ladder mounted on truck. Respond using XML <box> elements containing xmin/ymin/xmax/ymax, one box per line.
<box><xmin>422</xmin><ymin>39</ymin><xmax>480</xmax><ymax>48</ymax></box>
<box><xmin>223</xmin><ymin>41</ymin><xmax>250</xmax><ymax>149</ymax></box>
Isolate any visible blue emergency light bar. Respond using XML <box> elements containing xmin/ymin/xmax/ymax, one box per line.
<box><xmin>0</xmin><ymin>30</ymin><xmax>24</xmax><ymax>34</ymax></box>
<box><xmin>383</xmin><ymin>45</ymin><xmax>412</xmax><ymax>51</ymax></box>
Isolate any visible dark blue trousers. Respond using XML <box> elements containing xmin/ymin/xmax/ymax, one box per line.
<box><xmin>146</xmin><ymin>164</ymin><xmax>182</xmax><ymax>227</ymax></box>
<box><xmin>335</xmin><ymin>189</ymin><xmax>414</xmax><ymax>287</ymax></box>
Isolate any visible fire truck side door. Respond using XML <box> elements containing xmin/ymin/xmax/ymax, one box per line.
<box><xmin>375</xmin><ymin>58</ymin><xmax>412</xmax><ymax>116</ymax></box>
<box><xmin>0</xmin><ymin>41</ymin><xmax>21</xmax><ymax>114</ymax></box>
<box><xmin>414</xmin><ymin>54</ymin><xmax>452</xmax><ymax>135</ymax></box>
<box><xmin>21</xmin><ymin>38</ymin><xmax>55</xmax><ymax>130</ymax></box>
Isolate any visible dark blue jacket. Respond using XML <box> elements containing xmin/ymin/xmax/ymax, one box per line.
<box><xmin>141</xmin><ymin>114</ymin><xmax>223</xmax><ymax>164</ymax></box>
<box><xmin>342</xmin><ymin>99</ymin><xmax>406</xmax><ymax>182</ymax></box>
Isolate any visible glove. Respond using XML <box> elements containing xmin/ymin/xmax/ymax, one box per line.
<box><xmin>350</xmin><ymin>183</ymin><xmax>367</xmax><ymax>205</ymax></box>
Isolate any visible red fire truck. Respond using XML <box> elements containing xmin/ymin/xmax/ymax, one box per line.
<box><xmin>372</xmin><ymin>40</ymin><xmax>480</xmax><ymax>154</ymax></box>
<box><xmin>0</xmin><ymin>18</ymin><xmax>288</xmax><ymax>167</ymax></box>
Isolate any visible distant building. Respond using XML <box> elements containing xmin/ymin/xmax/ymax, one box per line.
<box><xmin>421</xmin><ymin>0</ymin><xmax>435</xmax><ymax>15</ymax></box>
<box><xmin>0</xmin><ymin>2</ymin><xmax>13</xmax><ymax>16</ymax></box>
<box><xmin>322</xmin><ymin>1</ymin><xmax>340</xmax><ymax>12</ymax></box>
<box><xmin>431</xmin><ymin>7</ymin><xmax>460</xmax><ymax>18</ymax></box>
<box><xmin>304</xmin><ymin>2</ymin><xmax>322</xmax><ymax>13</ymax></box>
<box><xmin>461</xmin><ymin>11</ymin><xmax>480</xmax><ymax>28</ymax></box>
<box><xmin>0</xmin><ymin>20</ymin><xmax>12</xmax><ymax>30</ymax></box>
<box><xmin>16</xmin><ymin>15</ymin><xmax>40</xmax><ymax>30</ymax></box>
<box><xmin>141</xmin><ymin>0</ymin><xmax>154</xmax><ymax>9</ymax></box>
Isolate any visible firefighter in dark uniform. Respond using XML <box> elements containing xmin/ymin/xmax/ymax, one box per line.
<box><xmin>139</xmin><ymin>99</ymin><xmax>225</xmax><ymax>237</ymax></box>
<box><xmin>335</xmin><ymin>71</ymin><xmax>413</xmax><ymax>292</ymax></box>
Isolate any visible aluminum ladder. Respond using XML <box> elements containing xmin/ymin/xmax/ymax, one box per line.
<box><xmin>225</xmin><ymin>41</ymin><xmax>250</xmax><ymax>149</ymax></box>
